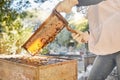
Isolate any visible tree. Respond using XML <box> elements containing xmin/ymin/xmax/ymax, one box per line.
<box><xmin>0</xmin><ymin>0</ymin><xmax>33</xmax><ymax>54</ymax></box>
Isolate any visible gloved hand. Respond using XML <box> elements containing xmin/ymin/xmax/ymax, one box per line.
<box><xmin>55</xmin><ymin>0</ymin><xmax>78</xmax><ymax>13</ymax></box>
<box><xmin>72</xmin><ymin>31</ymin><xmax>89</xmax><ymax>44</ymax></box>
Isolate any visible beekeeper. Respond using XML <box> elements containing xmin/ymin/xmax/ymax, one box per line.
<box><xmin>56</xmin><ymin>0</ymin><xmax>120</xmax><ymax>80</ymax></box>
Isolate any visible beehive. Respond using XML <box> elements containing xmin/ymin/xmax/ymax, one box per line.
<box><xmin>0</xmin><ymin>56</ymin><xmax>77</xmax><ymax>80</ymax></box>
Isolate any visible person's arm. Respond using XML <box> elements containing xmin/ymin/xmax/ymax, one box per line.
<box><xmin>77</xmin><ymin>0</ymin><xmax>105</xmax><ymax>6</ymax></box>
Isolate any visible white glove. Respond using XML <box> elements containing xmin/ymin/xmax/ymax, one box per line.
<box><xmin>55</xmin><ymin>0</ymin><xmax>78</xmax><ymax>13</ymax></box>
<box><xmin>72</xmin><ymin>31</ymin><xmax>89</xmax><ymax>44</ymax></box>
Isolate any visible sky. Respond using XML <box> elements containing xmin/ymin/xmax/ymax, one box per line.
<box><xmin>11</xmin><ymin>0</ymin><xmax>60</xmax><ymax>12</ymax></box>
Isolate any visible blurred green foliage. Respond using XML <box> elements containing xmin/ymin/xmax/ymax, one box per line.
<box><xmin>0</xmin><ymin>0</ymin><xmax>33</xmax><ymax>54</ymax></box>
<box><xmin>69</xmin><ymin>18</ymin><xmax>88</xmax><ymax>32</ymax></box>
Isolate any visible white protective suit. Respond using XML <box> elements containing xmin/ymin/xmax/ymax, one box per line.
<box><xmin>88</xmin><ymin>0</ymin><xmax>120</xmax><ymax>55</ymax></box>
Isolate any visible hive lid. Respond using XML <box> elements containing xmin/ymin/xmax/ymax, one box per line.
<box><xmin>0</xmin><ymin>56</ymin><xmax>72</xmax><ymax>66</ymax></box>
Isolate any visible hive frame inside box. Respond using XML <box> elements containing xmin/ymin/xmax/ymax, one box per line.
<box><xmin>0</xmin><ymin>56</ymin><xmax>77</xmax><ymax>80</ymax></box>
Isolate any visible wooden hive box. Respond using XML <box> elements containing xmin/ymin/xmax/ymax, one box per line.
<box><xmin>0</xmin><ymin>56</ymin><xmax>77</xmax><ymax>80</ymax></box>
